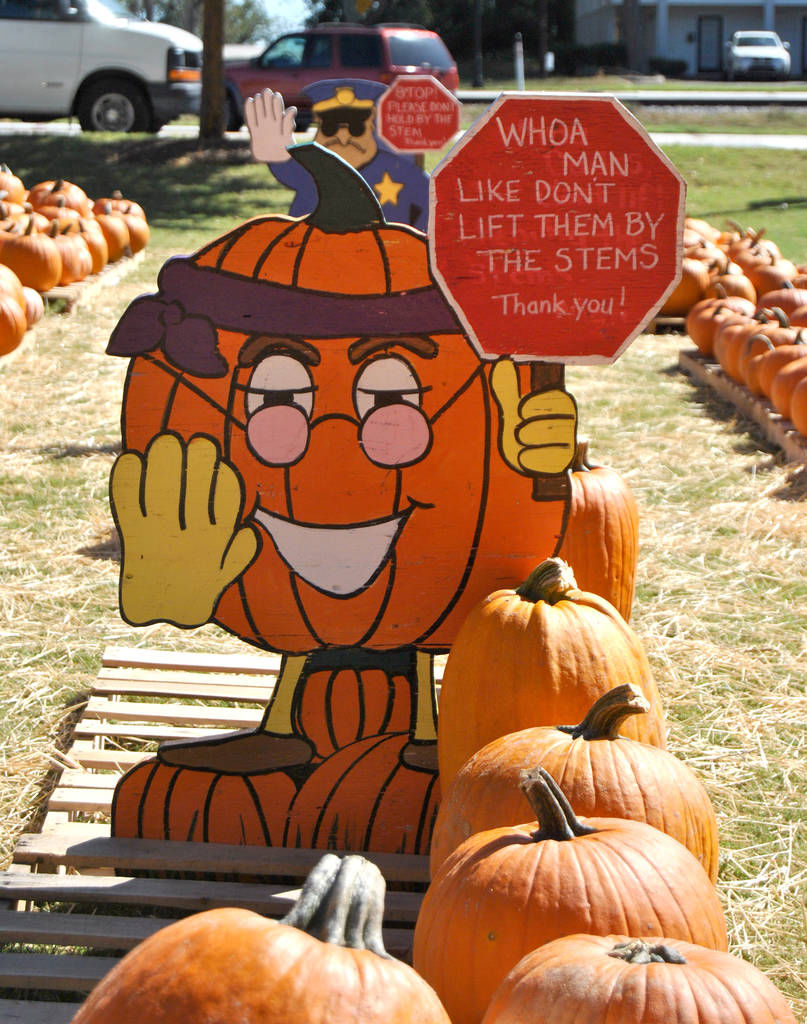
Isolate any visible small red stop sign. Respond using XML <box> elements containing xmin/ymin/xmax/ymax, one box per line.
<box><xmin>429</xmin><ymin>94</ymin><xmax>686</xmax><ymax>364</ymax></box>
<box><xmin>377</xmin><ymin>75</ymin><xmax>461</xmax><ymax>153</ymax></box>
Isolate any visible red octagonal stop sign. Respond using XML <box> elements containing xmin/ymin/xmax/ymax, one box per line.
<box><xmin>429</xmin><ymin>93</ymin><xmax>685</xmax><ymax>364</ymax></box>
<box><xmin>377</xmin><ymin>75</ymin><xmax>461</xmax><ymax>153</ymax></box>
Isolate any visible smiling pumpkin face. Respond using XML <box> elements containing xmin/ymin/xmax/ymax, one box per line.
<box><xmin>114</xmin><ymin>143</ymin><xmax>567</xmax><ymax>657</ymax></box>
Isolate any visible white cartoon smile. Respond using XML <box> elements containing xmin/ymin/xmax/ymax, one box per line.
<box><xmin>253</xmin><ymin>505</ymin><xmax>414</xmax><ymax>596</ymax></box>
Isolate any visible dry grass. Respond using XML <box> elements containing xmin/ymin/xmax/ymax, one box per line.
<box><xmin>1</xmin><ymin>240</ymin><xmax>805</xmax><ymax>1014</ymax></box>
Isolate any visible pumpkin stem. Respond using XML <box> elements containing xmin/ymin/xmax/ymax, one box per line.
<box><xmin>520</xmin><ymin>767</ymin><xmax>597</xmax><ymax>841</ymax></box>
<box><xmin>281</xmin><ymin>853</ymin><xmax>391</xmax><ymax>959</ymax></box>
<box><xmin>559</xmin><ymin>684</ymin><xmax>650</xmax><ymax>741</ymax></box>
<box><xmin>515</xmin><ymin>557</ymin><xmax>578</xmax><ymax>605</ymax></box>
<box><xmin>571</xmin><ymin>439</ymin><xmax>598</xmax><ymax>473</ymax></box>
<box><xmin>608</xmin><ymin>939</ymin><xmax>687</xmax><ymax>965</ymax></box>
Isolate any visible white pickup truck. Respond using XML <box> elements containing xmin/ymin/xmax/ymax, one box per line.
<box><xmin>0</xmin><ymin>0</ymin><xmax>202</xmax><ymax>132</ymax></box>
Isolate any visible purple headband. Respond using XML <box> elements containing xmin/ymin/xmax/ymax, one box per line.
<box><xmin>107</xmin><ymin>257</ymin><xmax>461</xmax><ymax>377</ymax></box>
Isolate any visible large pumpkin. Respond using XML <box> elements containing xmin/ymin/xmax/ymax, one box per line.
<box><xmin>556</xmin><ymin>440</ymin><xmax>639</xmax><ymax>620</ymax></box>
<box><xmin>482</xmin><ymin>934</ymin><xmax>798</xmax><ymax>1024</ymax></box>
<box><xmin>109</xmin><ymin>142</ymin><xmax>568</xmax><ymax>657</ymax></box>
<box><xmin>430</xmin><ymin>684</ymin><xmax>718</xmax><ymax>880</ymax></box>
<box><xmin>73</xmin><ymin>854</ymin><xmax>451</xmax><ymax>1024</ymax></box>
<box><xmin>437</xmin><ymin>557</ymin><xmax>666</xmax><ymax>790</ymax></box>
<box><xmin>412</xmin><ymin>769</ymin><xmax>728</xmax><ymax>1024</ymax></box>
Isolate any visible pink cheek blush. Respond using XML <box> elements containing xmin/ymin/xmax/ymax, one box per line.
<box><xmin>246</xmin><ymin>405</ymin><xmax>309</xmax><ymax>465</ymax></box>
<box><xmin>361</xmin><ymin>404</ymin><xmax>431</xmax><ymax>467</ymax></box>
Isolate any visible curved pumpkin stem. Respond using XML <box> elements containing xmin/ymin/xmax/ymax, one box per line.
<box><xmin>281</xmin><ymin>853</ymin><xmax>391</xmax><ymax>959</ymax></box>
<box><xmin>515</xmin><ymin>557</ymin><xmax>578</xmax><ymax>605</ymax></box>
<box><xmin>608</xmin><ymin>939</ymin><xmax>687</xmax><ymax>964</ymax></box>
<box><xmin>520</xmin><ymin>767</ymin><xmax>597</xmax><ymax>841</ymax></box>
<box><xmin>559</xmin><ymin>684</ymin><xmax>650</xmax><ymax>741</ymax></box>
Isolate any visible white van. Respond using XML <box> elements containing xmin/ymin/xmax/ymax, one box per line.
<box><xmin>0</xmin><ymin>0</ymin><xmax>202</xmax><ymax>132</ymax></box>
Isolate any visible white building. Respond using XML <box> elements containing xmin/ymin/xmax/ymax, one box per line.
<box><xmin>575</xmin><ymin>0</ymin><xmax>807</xmax><ymax>77</ymax></box>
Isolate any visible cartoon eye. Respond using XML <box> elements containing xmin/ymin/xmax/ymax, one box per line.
<box><xmin>354</xmin><ymin>357</ymin><xmax>422</xmax><ymax>421</ymax></box>
<box><xmin>245</xmin><ymin>355</ymin><xmax>315</xmax><ymax>418</ymax></box>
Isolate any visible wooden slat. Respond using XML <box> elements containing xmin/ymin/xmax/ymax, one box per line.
<box><xmin>0</xmin><ymin>952</ymin><xmax>111</xmax><ymax>991</ymax></box>
<box><xmin>61</xmin><ymin>747</ymin><xmax>152</xmax><ymax>772</ymax></box>
<box><xmin>679</xmin><ymin>349</ymin><xmax>807</xmax><ymax>464</ymax></box>
<box><xmin>73</xmin><ymin>721</ymin><xmax>226</xmax><ymax>742</ymax></box>
<box><xmin>0</xmin><ymin>999</ymin><xmax>79</xmax><ymax>1024</ymax></box>
<box><xmin>82</xmin><ymin>696</ymin><xmax>264</xmax><ymax>729</ymax></box>
<box><xmin>13</xmin><ymin>826</ymin><xmax>431</xmax><ymax>885</ymax></box>
<box><xmin>99</xmin><ymin>645</ymin><xmax>445</xmax><ymax>680</ymax></box>
<box><xmin>0</xmin><ymin>872</ymin><xmax>423</xmax><ymax>921</ymax></box>
<box><xmin>47</xmin><ymin>788</ymin><xmax>113</xmax><ymax>815</ymax></box>
<box><xmin>0</xmin><ymin>909</ymin><xmax>167</xmax><ymax>949</ymax></box>
<box><xmin>54</xmin><ymin>772</ymin><xmax>121</xmax><ymax>790</ymax></box>
<box><xmin>101</xmin><ymin>646</ymin><xmax>282</xmax><ymax>675</ymax></box>
<box><xmin>92</xmin><ymin>670</ymin><xmax>273</xmax><ymax>702</ymax></box>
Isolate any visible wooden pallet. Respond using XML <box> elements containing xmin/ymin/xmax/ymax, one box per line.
<box><xmin>1</xmin><ymin>647</ymin><xmax>433</xmax><ymax>1022</ymax></box>
<box><xmin>679</xmin><ymin>348</ymin><xmax>807</xmax><ymax>464</ymax></box>
<box><xmin>45</xmin><ymin>249</ymin><xmax>145</xmax><ymax>315</ymax></box>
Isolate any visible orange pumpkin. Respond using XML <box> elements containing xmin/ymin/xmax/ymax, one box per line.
<box><xmin>790</xmin><ymin>374</ymin><xmax>807</xmax><ymax>436</ymax></box>
<box><xmin>481</xmin><ymin>934</ymin><xmax>798</xmax><ymax>1024</ymax></box>
<box><xmin>27</xmin><ymin>177</ymin><xmax>91</xmax><ymax>217</ymax></box>
<box><xmin>437</xmin><ymin>558</ymin><xmax>666</xmax><ymax>791</ymax></box>
<box><xmin>685</xmin><ymin>296</ymin><xmax>755</xmax><ymax>357</ymax></box>
<box><xmin>430</xmin><ymin>684</ymin><xmax>718</xmax><ymax>880</ymax></box>
<box><xmin>770</xmin><ymin>355</ymin><xmax>807</xmax><ymax>420</ymax></box>
<box><xmin>556</xmin><ymin>440</ymin><xmax>638</xmax><ymax>620</ymax></box>
<box><xmin>0</xmin><ymin>163</ymin><xmax>25</xmax><ymax>205</ymax></box>
<box><xmin>413</xmin><ymin>769</ymin><xmax>728</xmax><ymax>1024</ymax></box>
<box><xmin>0</xmin><ymin>290</ymin><xmax>27</xmax><ymax>356</ymax></box>
<box><xmin>74</xmin><ymin>854</ymin><xmax>452</xmax><ymax>1024</ymax></box>
<box><xmin>0</xmin><ymin>215</ymin><xmax>62</xmax><ymax>291</ymax></box>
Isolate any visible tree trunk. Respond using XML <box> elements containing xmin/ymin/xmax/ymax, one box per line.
<box><xmin>536</xmin><ymin>0</ymin><xmax>548</xmax><ymax>78</ymax></box>
<box><xmin>199</xmin><ymin>0</ymin><xmax>225</xmax><ymax>141</ymax></box>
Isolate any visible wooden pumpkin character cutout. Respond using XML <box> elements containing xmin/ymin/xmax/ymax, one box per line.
<box><xmin>108</xmin><ymin>93</ymin><xmax>578</xmax><ymax>854</ymax></box>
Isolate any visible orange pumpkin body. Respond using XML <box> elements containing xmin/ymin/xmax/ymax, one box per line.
<box><xmin>430</xmin><ymin>687</ymin><xmax>718</xmax><ymax>879</ymax></box>
<box><xmin>685</xmin><ymin>297</ymin><xmax>755</xmax><ymax>356</ymax></box>
<box><xmin>770</xmin><ymin>355</ymin><xmax>807</xmax><ymax>419</ymax></box>
<box><xmin>481</xmin><ymin>934</ymin><xmax>798</xmax><ymax>1024</ymax></box>
<box><xmin>437</xmin><ymin>560</ymin><xmax>666</xmax><ymax>791</ymax></box>
<box><xmin>119</xmin><ymin>213</ymin><xmax>567</xmax><ymax>655</ymax></box>
<box><xmin>413</xmin><ymin>779</ymin><xmax>728</xmax><ymax>1024</ymax></box>
<box><xmin>556</xmin><ymin>442</ymin><xmax>638</xmax><ymax>620</ymax></box>
<box><xmin>0</xmin><ymin>291</ymin><xmax>27</xmax><ymax>356</ymax></box>
<box><xmin>74</xmin><ymin>880</ymin><xmax>451</xmax><ymax>1024</ymax></box>
<box><xmin>790</xmin><ymin>375</ymin><xmax>807</xmax><ymax>436</ymax></box>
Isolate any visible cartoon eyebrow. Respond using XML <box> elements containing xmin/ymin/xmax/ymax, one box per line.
<box><xmin>238</xmin><ymin>335</ymin><xmax>321</xmax><ymax>367</ymax></box>
<box><xmin>348</xmin><ymin>335</ymin><xmax>438</xmax><ymax>364</ymax></box>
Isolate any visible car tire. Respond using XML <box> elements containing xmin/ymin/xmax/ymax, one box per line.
<box><xmin>225</xmin><ymin>93</ymin><xmax>243</xmax><ymax>132</ymax></box>
<box><xmin>77</xmin><ymin>78</ymin><xmax>151</xmax><ymax>133</ymax></box>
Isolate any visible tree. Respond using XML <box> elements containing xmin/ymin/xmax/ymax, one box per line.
<box><xmin>199</xmin><ymin>0</ymin><xmax>225</xmax><ymax>140</ymax></box>
<box><xmin>123</xmin><ymin>0</ymin><xmax>275</xmax><ymax>43</ymax></box>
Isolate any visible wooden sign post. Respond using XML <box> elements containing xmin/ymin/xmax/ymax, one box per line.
<box><xmin>376</xmin><ymin>75</ymin><xmax>461</xmax><ymax>154</ymax></box>
<box><xmin>430</xmin><ymin>93</ymin><xmax>686</xmax><ymax>366</ymax></box>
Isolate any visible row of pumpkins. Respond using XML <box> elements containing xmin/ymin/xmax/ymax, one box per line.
<box><xmin>0</xmin><ymin>164</ymin><xmax>149</xmax><ymax>357</ymax></box>
<box><xmin>664</xmin><ymin>214</ymin><xmax>807</xmax><ymax>439</ymax></box>
<box><xmin>73</xmin><ymin>535</ymin><xmax>797</xmax><ymax>1020</ymax></box>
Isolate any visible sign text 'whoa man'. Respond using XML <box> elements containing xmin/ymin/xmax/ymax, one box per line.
<box><xmin>430</xmin><ymin>94</ymin><xmax>686</xmax><ymax>364</ymax></box>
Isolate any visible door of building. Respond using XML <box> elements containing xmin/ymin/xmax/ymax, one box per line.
<box><xmin>698</xmin><ymin>14</ymin><xmax>724</xmax><ymax>73</ymax></box>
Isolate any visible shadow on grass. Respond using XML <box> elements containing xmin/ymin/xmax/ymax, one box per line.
<box><xmin>0</xmin><ymin>134</ymin><xmax>286</xmax><ymax>229</ymax></box>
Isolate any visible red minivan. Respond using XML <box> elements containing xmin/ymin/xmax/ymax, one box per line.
<box><xmin>225</xmin><ymin>23</ymin><xmax>459</xmax><ymax>130</ymax></box>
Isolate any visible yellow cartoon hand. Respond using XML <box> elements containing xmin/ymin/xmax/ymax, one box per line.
<box><xmin>490</xmin><ymin>358</ymin><xmax>577</xmax><ymax>475</ymax></box>
<box><xmin>111</xmin><ymin>434</ymin><xmax>258</xmax><ymax>627</ymax></box>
